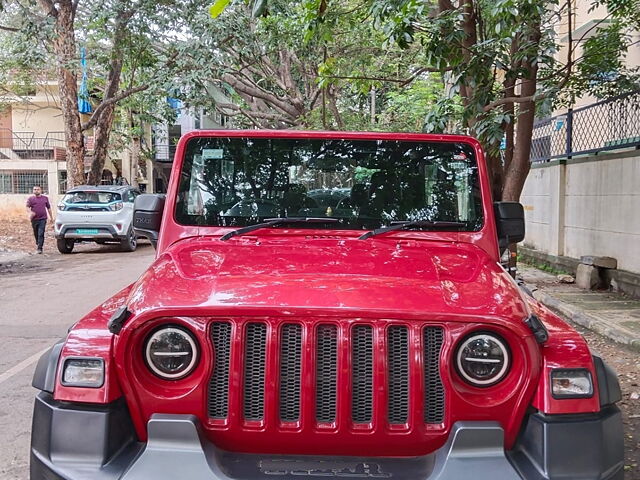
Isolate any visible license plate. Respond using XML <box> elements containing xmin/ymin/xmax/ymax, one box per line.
<box><xmin>76</xmin><ymin>228</ymin><xmax>99</xmax><ymax>235</ymax></box>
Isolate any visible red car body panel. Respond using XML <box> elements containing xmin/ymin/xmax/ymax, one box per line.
<box><xmin>54</xmin><ymin>286</ymin><xmax>131</xmax><ymax>404</ymax></box>
<box><xmin>53</xmin><ymin>131</ymin><xmax>603</xmax><ymax>458</ymax></box>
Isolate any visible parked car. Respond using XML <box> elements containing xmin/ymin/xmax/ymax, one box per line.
<box><xmin>54</xmin><ymin>185</ymin><xmax>140</xmax><ymax>253</ymax></box>
<box><xmin>31</xmin><ymin>131</ymin><xmax>623</xmax><ymax>480</ymax></box>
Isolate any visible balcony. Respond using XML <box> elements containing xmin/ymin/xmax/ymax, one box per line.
<box><xmin>0</xmin><ymin>129</ymin><xmax>67</xmax><ymax>161</ymax></box>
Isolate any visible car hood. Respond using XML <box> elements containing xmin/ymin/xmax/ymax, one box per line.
<box><xmin>126</xmin><ymin>236</ymin><xmax>529</xmax><ymax>321</ymax></box>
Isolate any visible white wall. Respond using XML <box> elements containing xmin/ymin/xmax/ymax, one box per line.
<box><xmin>521</xmin><ymin>151</ymin><xmax>640</xmax><ymax>274</ymax></box>
<box><xmin>0</xmin><ymin>159</ymin><xmax>64</xmax><ymax>217</ymax></box>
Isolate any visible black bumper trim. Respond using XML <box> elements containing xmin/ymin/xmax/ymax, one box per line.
<box><xmin>508</xmin><ymin>405</ymin><xmax>624</xmax><ymax>480</ymax></box>
<box><xmin>30</xmin><ymin>392</ymin><xmax>142</xmax><ymax>480</ymax></box>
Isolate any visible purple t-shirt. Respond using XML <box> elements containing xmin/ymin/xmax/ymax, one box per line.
<box><xmin>27</xmin><ymin>195</ymin><xmax>50</xmax><ymax>220</ymax></box>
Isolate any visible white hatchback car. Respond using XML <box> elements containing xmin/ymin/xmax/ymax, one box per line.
<box><xmin>54</xmin><ymin>185</ymin><xmax>140</xmax><ymax>253</ymax></box>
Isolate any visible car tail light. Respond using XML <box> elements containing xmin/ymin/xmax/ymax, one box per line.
<box><xmin>109</xmin><ymin>202</ymin><xmax>124</xmax><ymax>211</ymax></box>
<box><xmin>144</xmin><ymin>326</ymin><xmax>199</xmax><ymax>380</ymax></box>
<box><xmin>455</xmin><ymin>333</ymin><xmax>510</xmax><ymax>387</ymax></box>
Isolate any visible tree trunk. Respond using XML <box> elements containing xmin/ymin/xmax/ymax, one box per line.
<box><xmin>87</xmin><ymin>104</ymin><xmax>116</xmax><ymax>184</ymax></box>
<box><xmin>485</xmin><ymin>151</ymin><xmax>504</xmax><ymax>201</ymax></box>
<box><xmin>51</xmin><ymin>0</ymin><xmax>85</xmax><ymax>188</ymax></box>
<box><xmin>86</xmin><ymin>11</ymin><xmax>127</xmax><ymax>185</ymax></box>
<box><xmin>502</xmin><ymin>23</ymin><xmax>541</xmax><ymax>202</ymax></box>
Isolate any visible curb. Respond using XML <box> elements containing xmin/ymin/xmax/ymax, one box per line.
<box><xmin>532</xmin><ymin>288</ymin><xmax>640</xmax><ymax>353</ymax></box>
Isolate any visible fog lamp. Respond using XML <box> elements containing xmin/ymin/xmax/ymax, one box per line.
<box><xmin>551</xmin><ymin>369</ymin><xmax>593</xmax><ymax>398</ymax></box>
<box><xmin>62</xmin><ymin>358</ymin><xmax>104</xmax><ymax>387</ymax></box>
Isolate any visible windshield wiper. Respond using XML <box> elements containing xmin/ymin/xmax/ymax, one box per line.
<box><xmin>358</xmin><ymin>220</ymin><xmax>467</xmax><ymax>240</ymax></box>
<box><xmin>220</xmin><ymin>217</ymin><xmax>339</xmax><ymax>241</ymax></box>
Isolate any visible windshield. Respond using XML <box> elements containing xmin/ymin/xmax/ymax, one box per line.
<box><xmin>62</xmin><ymin>191</ymin><xmax>122</xmax><ymax>204</ymax></box>
<box><xmin>176</xmin><ymin>137</ymin><xmax>483</xmax><ymax>231</ymax></box>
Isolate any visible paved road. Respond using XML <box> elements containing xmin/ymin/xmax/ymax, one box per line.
<box><xmin>0</xmin><ymin>244</ymin><xmax>154</xmax><ymax>480</ymax></box>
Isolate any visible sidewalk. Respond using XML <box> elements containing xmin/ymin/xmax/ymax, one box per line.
<box><xmin>519</xmin><ymin>264</ymin><xmax>640</xmax><ymax>351</ymax></box>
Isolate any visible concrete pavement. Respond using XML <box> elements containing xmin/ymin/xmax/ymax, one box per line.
<box><xmin>519</xmin><ymin>264</ymin><xmax>640</xmax><ymax>351</ymax></box>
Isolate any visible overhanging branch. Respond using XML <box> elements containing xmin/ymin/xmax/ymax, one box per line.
<box><xmin>81</xmin><ymin>85</ymin><xmax>148</xmax><ymax>131</ymax></box>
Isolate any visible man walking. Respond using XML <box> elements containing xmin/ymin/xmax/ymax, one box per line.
<box><xmin>26</xmin><ymin>185</ymin><xmax>53</xmax><ymax>254</ymax></box>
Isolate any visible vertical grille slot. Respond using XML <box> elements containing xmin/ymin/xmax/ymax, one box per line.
<box><xmin>280</xmin><ymin>324</ymin><xmax>302</xmax><ymax>422</ymax></box>
<box><xmin>243</xmin><ymin>323</ymin><xmax>267</xmax><ymax>421</ymax></box>
<box><xmin>387</xmin><ymin>326</ymin><xmax>409</xmax><ymax>423</ymax></box>
<box><xmin>208</xmin><ymin>322</ymin><xmax>232</xmax><ymax>419</ymax></box>
<box><xmin>316</xmin><ymin>324</ymin><xmax>338</xmax><ymax>423</ymax></box>
<box><xmin>352</xmin><ymin>325</ymin><xmax>373</xmax><ymax>423</ymax></box>
<box><xmin>423</xmin><ymin>327</ymin><xmax>445</xmax><ymax>423</ymax></box>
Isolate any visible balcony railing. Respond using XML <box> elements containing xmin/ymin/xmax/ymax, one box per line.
<box><xmin>530</xmin><ymin>89</ymin><xmax>640</xmax><ymax>163</ymax></box>
<box><xmin>154</xmin><ymin>144</ymin><xmax>177</xmax><ymax>162</ymax></box>
<box><xmin>0</xmin><ymin>129</ymin><xmax>67</xmax><ymax>160</ymax></box>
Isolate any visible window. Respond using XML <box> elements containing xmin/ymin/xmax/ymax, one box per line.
<box><xmin>0</xmin><ymin>170</ymin><xmax>49</xmax><ymax>194</ymax></box>
<box><xmin>176</xmin><ymin>137</ymin><xmax>483</xmax><ymax>231</ymax></box>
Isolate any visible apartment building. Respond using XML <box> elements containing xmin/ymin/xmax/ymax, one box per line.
<box><xmin>0</xmin><ymin>80</ymin><xmax>231</xmax><ymax>214</ymax></box>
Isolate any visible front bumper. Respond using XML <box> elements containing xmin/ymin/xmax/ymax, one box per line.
<box><xmin>31</xmin><ymin>392</ymin><xmax>624</xmax><ymax>480</ymax></box>
<box><xmin>55</xmin><ymin>224</ymin><xmax>127</xmax><ymax>240</ymax></box>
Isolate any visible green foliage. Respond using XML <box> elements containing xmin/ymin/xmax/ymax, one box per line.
<box><xmin>210</xmin><ymin>0</ymin><xmax>231</xmax><ymax>18</ymax></box>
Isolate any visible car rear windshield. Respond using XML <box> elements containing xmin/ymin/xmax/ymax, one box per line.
<box><xmin>176</xmin><ymin>137</ymin><xmax>484</xmax><ymax>231</ymax></box>
<box><xmin>62</xmin><ymin>191</ymin><xmax>122</xmax><ymax>204</ymax></box>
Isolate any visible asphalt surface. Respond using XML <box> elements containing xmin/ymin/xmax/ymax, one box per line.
<box><xmin>0</xmin><ymin>243</ymin><xmax>155</xmax><ymax>480</ymax></box>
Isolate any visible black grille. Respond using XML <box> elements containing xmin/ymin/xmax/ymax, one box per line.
<box><xmin>206</xmin><ymin>320</ymin><xmax>445</xmax><ymax>427</ymax></box>
<box><xmin>352</xmin><ymin>325</ymin><xmax>374</xmax><ymax>423</ymax></box>
<box><xmin>388</xmin><ymin>326</ymin><xmax>409</xmax><ymax>423</ymax></box>
<box><xmin>424</xmin><ymin>327</ymin><xmax>445</xmax><ymax>423</ymax></box>
<box><xmin>208</xmin><ymin>322</ymin><xmax>232</xmax><ymax>418</ymax></box>
<box><xmin>316</xmin><ymin>324</ymin><xmax>338</xmax><ymax>422</ymax></box>
<box><xmin>243</xmin><ymin>323</ymin><xmax>267</xmax><ymax>421</ymax></box>
<box><xmin>280</xmin><ymin>324</ymin><xmax>302</xmax><ymax>422</ymax></box>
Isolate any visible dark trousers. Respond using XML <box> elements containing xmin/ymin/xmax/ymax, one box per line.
<box><xmin>31</xmin><ymin>218</ymin><xmax>46</xmax><ymax>250</ymax></box>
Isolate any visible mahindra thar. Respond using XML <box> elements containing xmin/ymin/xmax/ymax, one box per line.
<box><xmin>31</xmin><ymin>131</ymin><xmax>624</xmax><ymax>480</ymax></box>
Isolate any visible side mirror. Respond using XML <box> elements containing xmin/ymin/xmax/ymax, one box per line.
<box><xmin>133</xmin><ymin>194</ymin><xmax>165</xmax><ymax>249</ymax></box>
<box><xmin>494</xmin><ymin>201</ymin><xmax>525</xmax><ymax>250</ymax></box>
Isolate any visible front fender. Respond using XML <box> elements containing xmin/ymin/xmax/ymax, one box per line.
<box><xmin>34</xmin><ymin>285</ymin><xmax>134</xmax><ymax>404</ymax></box>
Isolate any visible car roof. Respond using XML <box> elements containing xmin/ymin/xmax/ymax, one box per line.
<box><xmin>67</xmin><ymin>185</ymin><xmax>135</xmax><ymax>193</ymax></box>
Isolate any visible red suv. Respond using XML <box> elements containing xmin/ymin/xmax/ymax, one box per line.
<box><xmin>30</xmin><ymin>131</ymin><xmax>624</xmax><ymax>480</ymax></box>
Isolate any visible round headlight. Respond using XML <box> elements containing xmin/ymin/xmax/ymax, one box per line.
<box><xmin>144</xmin><ymin>326</ymin><xmax>199</xmax><ymax>380</ymax></box>
<box><xmin>455</xmin><ymin>333</ymin><xmax>510</xmax><ymax>387</ymax></box>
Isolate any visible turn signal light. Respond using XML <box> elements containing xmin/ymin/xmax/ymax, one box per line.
<box><xmin>551</xmin><ymin>369</ymin><xmax>593</xmax><ymax>398</ymax></box>
<box><xmin>61</xmin><ymin>358</ymin><xmax>104</xmax><ymax>388</ymax></box>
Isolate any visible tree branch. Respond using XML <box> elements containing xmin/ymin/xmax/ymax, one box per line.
<box><xmin>0</xmin><ymin>24</ymin><xmax>20</xmax><ymax>32</ymax></box>
<box><xmin>81</xmin><ymin>85</ymin><xmax>148</xmax><ymax>131</ymax></box>
<box><xmin>483</xmin><ymin>93</ymin><xmax>548</xmax><ymax>112</ymax></box>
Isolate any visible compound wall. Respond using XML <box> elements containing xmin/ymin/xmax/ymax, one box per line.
<box><xmin>521</xmin><ymin>150</ymin><xmax>640</xmax><ymax>275</ymax></box>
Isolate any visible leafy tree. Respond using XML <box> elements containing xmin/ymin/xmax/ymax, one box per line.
<box><xmin>178</xmin><ymin>0</ymin><xmax>442</xmax><ymax>132</ymax></box>
<box><xmin>0</xmin><ymin>0</ymin><xmax>187</xmax><ymax>187</ymax></box>
<box><xmin>223</xmin><ymin>0</ymin><xmax>639</xmax><ymax>201</ymax></box>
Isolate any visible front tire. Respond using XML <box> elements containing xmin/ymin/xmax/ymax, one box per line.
<box><xmin>56</xmin><ymin>239</ymin><xmax>74</xmax><ymax>254</ymax></box>
<box><xmin>120</xmin><ymin>227</ymin><xmax>137</xmax><ymax>252</ymax></box>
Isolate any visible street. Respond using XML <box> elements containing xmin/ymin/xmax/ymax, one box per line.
<box><xmin>0</xmin><ymin>244</ymin><xmax>155</xmax><ymax>480</ymax></box>
<box><xmin>0</xmin><ymin>248</ymin><xmax>638</xmax><ymax>479</ymax></box>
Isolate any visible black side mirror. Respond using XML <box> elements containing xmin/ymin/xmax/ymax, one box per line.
<box><xmin>494</xmin><ymin>202</ymin><xmax>525</xmax><ymax>250</ymax></box>
<box><xmin>133</xmin><ymin>194</ymin><xmax>165</xmax><ymax>249</ymax></box>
